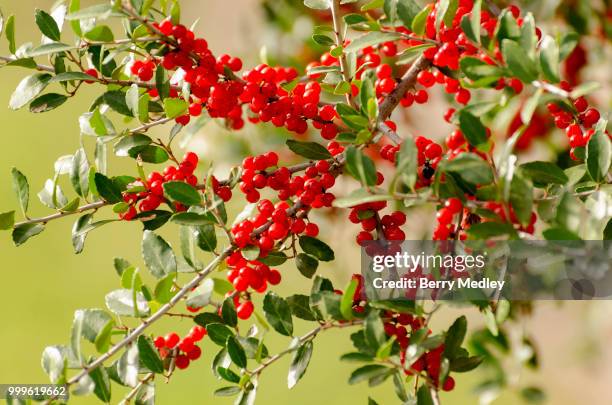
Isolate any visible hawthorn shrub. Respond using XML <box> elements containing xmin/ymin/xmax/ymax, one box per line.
<box><xmin>0</xmin><ymin>0</ymin><xmax>610</xmax><ymax>404</ymax></box>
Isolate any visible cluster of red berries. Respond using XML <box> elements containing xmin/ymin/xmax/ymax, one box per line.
<box><xmin>349</xmin><ymin>201</ymin><xmax>407</xmax><ymax>244</ymax></box>
<box><xmin>120</xmin><ymin>152</ymin><xmax>200</xmax><ymax>220</ymax></box>
<box><xmin>226</xmin><ymin>253</ymin><xmax>281</xmax><ymax>294</ymax></box>
<box><xmin>130</xmin><ymin>59</ymin><xmax>156</xmax><ymax>82</ymax></box>
<box><xmin>545</xmin><ymin>82</ymin><xmax>605</xmax><ymax>159</ymax></box>
<box><xmin>153</xmin><ymin>325</ymin><xmax>207</xmax><ymax>370</ymax></box>
<box><xmin>380</xmin><ymin>136</ymin><xmax>444</xmax><ymax>188</ymax></box>
<box><xmin>483</xmin><ymin>201</ymin><xmax>537</xmax><ymax>234</ymax></box>
<box><xmin>432</xmin><ymin>198</ymin><xmax>463</xmax><ymax>240</ymax></box>
<box><xmin>238</xmin><ymin>152</ymin><xmax>337</xmax><ymax>208</ymax></box>
<box><xmin>404</xmin><ymin>344</ymin><xmax>456</xmax><ymax>391</ymax></box>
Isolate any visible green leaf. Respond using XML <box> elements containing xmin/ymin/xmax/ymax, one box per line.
<box><xmin>286</xmin><ymin>140</ymin><xmax>332</xmax><ymax>160</ymax></box>
<box><xmin>259</xmin><ymin>250</ymin><xmax>288</xmax><ymax>266</ymax></box>
<box><xmin>459</xmin><ymin>0</ymin><xmax>480</xmax><ymax>43</ymax></box>
<box><xmin>444</xmin><ymin>316</ymin><xmax>467</xmax><ymax>360</ymax></box>
<box><xmin>163</xmin><ymin>181</ymin><xmax>202</xmax><ymax>206</ymax></box>
<box><xmin>9</xmin><ymin>73</ymin><xmax>52</xmax><ymax>110</ymax></box>
<box><xmin>364</xmin><ymin>311</ymin><xmax>386</xmax><ymax>348</ymax></box>
<box><xmin>450</xmin><ymin>355</ymin><xmax>483</xmax><ymax>372</ymax></box>
<box><xmin>154</xmin><ymin>273</ymin><xmax>176</xmax><ymax>304</ymax></box>
<box><xmin>12</xmin><ymin>223</ymin><xmax>44</xmax><ymax>246</ymax></box>
<box><xmin>303</xmin><ymin>0</ymin><xmax>331</xmax><ymax>10</ymax></box>
<box><xmin>163</xmin><ymin>97</ymin><xmax>188</xmax><ymax>119</ymax></box>
<box><xmin>114</xmin><ymin>134</ymin><xmax>152</xmax><ymax>157</ymax></box>
<box><xmin>467</xmin><ymin>222</ymin><xmax>516</xmax><ymax>238</ymax></box>
<box><xmin>416</xmin><ymin>384</ymin><xmax>434</xmax><ymax>405</ymax></box>
<box><xmin>296</xmin><ymin>253</ymin><xmax>319</xmax><ymax>278</ymax></box>
<box><xmin>394</xmin><ymin>137</ymin><xmax>418</xmax><ymax>190</ymax></box>
<box><xmin>50</xmin><ymin>71</ymin><xmax>97</xmax><ymax>83</ymax></box>
<box><xmin>333</xmin><ymin>189</ymin><xmax>392</xmax><ymax>208</ymax></box>
<box><xmin>5</xmin><ymin>15</ymin><xmax>15</xmax><ymax>54</ymax></box>
<box><xmin>35</xmin><ymin>9</ymin><xmax>61</xmax><ymax>41</ymax></box>
<box><xmin>93</xmin><ymin>173</ymin><xmax>122</xmax><ymax>203</ymax></box>
<box><xmin>66</xmin><ymin>4</ymin><xmax>113</xmax><ymax>20</ymax></box>
<box><xmin>207</xmin><ymin>323</ymin><xmax>234</xmax><ymax>346</ymax></box>
<box><xmin>195</xmin><ymin>224</ymin><xmax>217</xmax><ymax>252</ymax></box>
<box><xmin>519</xmin><ymin>161</ymin><xmax>569</xmax><ymax>186</ymax></box>
<box><xmin>0</xmin><ymin>211</ymin><xmax>15</xmax><ymax>230</ymax></box>
<box><xmin>84</xmin><ymin>25</ymin><xmax>114</xmax><ymax>42</ymax></box>
<box><xmin>129</xmin><ymin>145</ymin><xmax>169</xmax><ymax>163</ymax></box>
<box><xmin>41</xmin><ymin>345</ymin><xmax>66</xmax><ymax>384</ymax></box>
<box><xmin>559</xmin><ymin>32</ymin><xmax>579</xmax><ymax>60</ymax></box>
<box><xmin>345</xmin><ymin>31</ymin><xmax>402</xmax><ymax>53</ymax></box>
<box><xmin>312</xmin><ymin>34</ymin><xmax>335</xmax><ymax>46</ymax></box>
<box><xmin>542</xmin><ymin>227</ymin><xmax>581</xmax><ymax>240</ymax></box>
<box><xmin>539</xmin><ymin>35</ymin><xmax>560</xmax><ymax>83</ymax></box>
<box><xmin>214</xmin><ymin>386</ymin><xmax>241</xmax><ymax>397</ymax></box>
<box><xmin>345</xmin><ymin>146</ymin><xmax>377</xmax><ymax>186</ymax></box>
<box><xmin>411</xmin><ymin>5</ymin><xmax>430</xmax><ymax>35</ymax></box>
<box><xmin>495</xmin><ymin>9</ymin><xmax>520</xmax><ymax>41</ymax></box>
<box><xmin>288</xmin><ymin>340</ymin><xmax>313</xmax><ymax>389</ymax></box>
<box><xmin>509</xmin><ymin>172</ymin><xmax>533</xmax><ymax>226</ymax></box>
<box><xmin>519</xmin><ymin>13</ymin><xmax>537</xmax><ymax>58</ymax></box>
<box><xmin>226</xmin><ymin>335</ymin><xmax>247</xmax><ymax>368</ymax></box>
<box><xmin>458</xmin><ymin>110</ymin><xmax>487</xmax><ymax>147</ymax></box>
<box><xmin>521</xmin><ymin>386</ymin><xmax>546</xmax><ymax>403</ymax></box>
<box><xmin>11</xmin><ymin>167</ymin><xmax>29</xmax><ymax>215</ymax></box>
<box><xmin>604</xmin><ymin>218</ymin><xmax>612</xmax><ymax>240</ymax></box>
<box><xmin>299</xmin><ymin>236</ymin><xmax>334</xmax><ymax>261</ymax></box>
<box><xmin>397</xmin><ymin>0</ymin><xmax>421</xmax><ymax>28</ymax></box>
<box><xmin>27</xmin><ymin>42</ymin><xmax>76</xmax><ymax>57</ymax></box>
<box><xmin>142</xmin><ymin>230</ymin><xmax>177</xmax><ymax>279</ymax></box>
<box><xmin>105</xmin><ymin>289</ymin><xmax>149</xmax><ymax>317</ymax></box>
<box><xmin>443</xmin><ymin>153</ymin><xmax>493</xmax><ymax>185</ymax></box>
<box><xmin>501</xmin><ymin>39</ymin><xmax>538</xmax><ymax>83</ymax></box>
<box><xmin>263</xmin><ymin>292</ymin><xmax>293</xmax><ymax>336</ymax></box>
<box><xmin>90</xmin><ymin>365</ymin><xmax>111</xmax><ymax>402</ymax></box>
<box><xmin>287</xmin><ymin>294</ymin><xmax>317</xmax><ymax>321</ymax></box>
<box><xmin>137</xmin><ymin>335</ymin><xmax>164</xmax><ymax>373</ymax></box>
<box><xmin>340</xmin><ymin>278</ymin><xmax>359</xmax><ymax>320</ymax></box>
<box><xmin>171</xmin><ymin>212</ymin><xmax>214</xmax><ymax>226</ymax></box>
<box><xmin>29</xmin><ymin>93</ymin><xmax>68</xmax><ymax>113</ymax></box>
<box><xmin>348</xmin><ymin>364</ymin><xmax>388</xmax><ymax>385</ymax></box>
<box><xmin>586</xmin><ymin>122</ymin><xmax>611</xmax><ymax>183</ymax></box>
<box><xmin>70</xmin><ymin>149</ymin><xmax>90</xmax><ymax>198</ymax></box>
<box><xmin>186</xmin><ymin>279</ymin><xmax>214</xmax><ymax>308</ymax></box>
<box><xmin>221</xmin><ymin>298</ymin><xmax>238</xmax><ymax>327</ymax></box>
<box><xmin>71</xmin><ymin>213</ymin><xmax>93</xmax><ymax>254</ymax></box>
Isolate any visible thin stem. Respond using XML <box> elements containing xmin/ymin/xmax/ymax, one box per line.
<box><xmin>13</xmin><ymin>201</ymin><xmax>106</xmax><ymax>227</ymax></box>
<box><xmin>378</xmin><ymin>121</ymin><xmax>402</xmax><ymax>145</ymax></box>
<box><xmin>378</xmin><ymin>55</ymin><xmax>431</xmax><ymax>120</ymax></box>
<box><xmin>122</xmin><ymin>373</ymin><xmax>154</xmax><ymax>403</ymax></box>
<box><xmin>249</xmin><ymin>320</ymin><xmax>363</xmax><ymax>377</ymax></box>
<box><xmin>330</xmin><ymin>0</ymin><xmax>354</xmax><ymax>106</ymax></box>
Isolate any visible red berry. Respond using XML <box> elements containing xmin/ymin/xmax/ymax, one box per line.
<box><xmin>305</xmin><ymin>223</ymin><xmax>319</xmax><ymax>237</ymax></box>
<box><xmin>175</xmin><ymin>354</ymin><xmax>190</xmax><ymax>369</ymax></box>
<box><xmin>237</xmin><ymin>301</ymin><xmax>254</xmax><ymax>319</ymax></box>
<box><xmin>165</xmin><ymin>332</ymin><xmax>180</xmax><ymax>349</ymax></box>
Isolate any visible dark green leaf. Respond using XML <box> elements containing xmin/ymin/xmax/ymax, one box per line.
<box><xmin>29</xmin><ymin>93</ymin><xmax>68</xmax><ymax>113</ymax></box>
<box><xmin>443</xmin><ymin>153</ymin><xmax>493</xmax><ymax>185</ymax></box>
<box><xmin>12</xmin><ymin>223</ymin><xmax>44</xmax><ymax>246</ymax></box>
<box><xmin>299</xmin><ymin>236</ymin><xmax>334</xmax><ymax>261</ymax></box>
<box><xmin>214</xmin><ymin>386</ymin><xmax>241</xmax><ymax>397</ymax></box>
<box><xmin>221</xmin><ymin>298</ymin><xmax>238</xmax><ymax>327</ymax></box>
<box><xmin>35</xmin><ymin>9</ymin><xmax>61</xmax><ymax>41</ymax></box>
<box><xmin>348</xmin><ymin>364</ymin><xmax>388</xmax><ymax>385</ymax></box>
<box><xmin>287</xmin><ymin>294</ymin><xmax>317</xmax><ymax>321</ymax></box>
<box><xmin>288</xmin><ymin>340</ymin><xmax>313</xmax><ymax>389</ymax></box>
<box><xmin>501</xmin><ymin>39</ymin><xmax>538</xmax><ymax>83</ymax></box>
<box><xmin>194</xmin><ymin>312</ymin><xmax>224</xmax><ymax>327</ymax></box>
<box><xmin>495</xmin><ymin>9</ymin><xmax>520</xmax><ymax>41</ymax></box>
<box><xmin>259</xmin><ymin>250</ymin><xmax>288</xmax><ymax>266</ymax></box>
<box><xmin>345</xmin><ymin>146</ymin><xmax>377</xmax><ymax>186</ymax></box>
<box><xmin>207</xmin><ymin>323</ymin><xmax>234</xmax><ymax>346</ymax></box>
<box><xmin>94</xmin><ymin>173</ymin><xmax>122</xmax><ymax>203</ymax></box>
<box><xmin>286</xmin><ymin>140</ymin><xmax>332</xmax><ymax>160</ymax></box>
<box><xmin>226</xmin><ymin>335</ymin><xmax>247</xmax><ymax>368</ymax></box>
<box><xmin>604</xmin><ymin>219</ymin><xmax>612</xmax><ymax>240</ymax></box>
<box><xmin>163</xmin><ymin>181</ymin><xmax>202</xmax><ymax>206</ymax></box>
<box><xmin>5</xmin><ymin>15</ymin><xmax>15</xmax><ymax>54</ymax></box>
<box><xmin>509</xmin><ymin>173</ymin><xmax>533</xmax><ymax>226</ymax></box>
<box><xmin>397</xmin><ymin>0</ymin><xmax>421</xmax><ymax>28</ymax></box>
<box><xmin>114</xmin><ymin>134</ymin><xmax>152</xmax><ymax>157</ymax></box>
<box><xmin>458</xmin><ymin>110</ymin><xmax>487</xmax><ymax>147</ymax></box>
<box><xmin>11</xmin><ymin>167</ymin><xmax>29</xmax><ymax>215</ymax></box>
<box><xmin>467</xmin><ymin>222</ymin><xmax>516</xmax><ymax>238</ymax></box>
<box><xmin>90</xmin><ymin>365</ymin><xmax>111</xmax><ymax>402</ymax></box>
<box><xmin>195</xmin><ymin>224</ymin><xmax>217</xmax><ymax>252</ymax></box>
<box><xmin>137</xmin><ymin>335</ymin><xmax>164</xmax><ymax>373</ymax></box>
<box><xmin>444</xmin><ymin>316</ymin><xmax>467</xmax><ymax>360</ymax></box>
<box><xmin>586</xmin><ymin>122</ymin><xmax>611</xmax><ymax>182</ymax></box>
<box><xmin>450</xmin><ymin>355</ymin><xmax>483</xmax><ymax>372</ymax></box>
<box><xmin>542</xmin><ymin>227</ymin><xmax>581</xmax><ymax>240</ymax></box>
<box><xmin>263</xmin><ymin>292</ymin><xmax>293</xmax><ymax>336</ymax></box>
<box><xmin>416</xmin><ymin>384</ymin><xmax>434</xmax><ymax>405</ymax></box>
<box><xmin>129</xmin><ymin>145</ymin><xmax>169</xmax><ymax>163</ymax></box>
<box><xmin>519</xmin><ymin>161</ymin><xmax>569</xmax><ymax>186</ymax></box>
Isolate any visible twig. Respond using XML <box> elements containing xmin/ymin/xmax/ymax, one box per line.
<box><xmin>378</xmin><ymin>55</ymin><xmax>431</xmax><ymax>120</ymax></box>
<box><xmin>330</xmin><ymin>0</ymin><xmax>354</xmax><ymax>106</ymax></box>
<box><xmin>122</xmin><ymin>373</ymin><xmax>154</xmax><ymax>404</ymax></box>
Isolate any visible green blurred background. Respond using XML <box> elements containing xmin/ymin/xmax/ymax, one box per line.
<box><xmin>1</xmin><ymin>1</ymin><xmax>611</xmax><ymax>404</ymax></box>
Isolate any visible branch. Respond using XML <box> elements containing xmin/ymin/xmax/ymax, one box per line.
<box><xmin>379</xmin><ymin>55</ymin><xmax>431</xmax><ymax>121</ymax></box>
<box><xmin>43</xmin><ymin>246</ymin><xmax>235</xmax><ymax>404</ymax></box>
<box><xmin>13</xmin><ymin>201</ymin><xmax>106</xmax><ymax>227</ymax></box>
<box><xmin>249</xmin><ymin>320</ymin><xmax>363</xmax><ymax>377</ymax></box>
